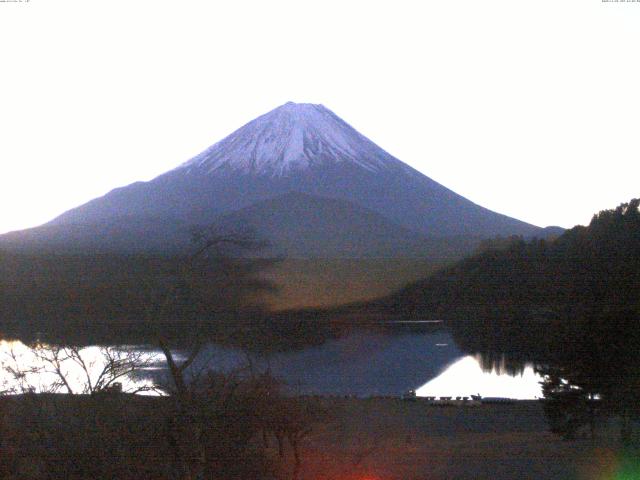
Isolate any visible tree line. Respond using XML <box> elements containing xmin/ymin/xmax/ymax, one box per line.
<box><xmin>381</xmin><ymin>199</ymin><xmax>640</xmax><ymax>442</ymax></box>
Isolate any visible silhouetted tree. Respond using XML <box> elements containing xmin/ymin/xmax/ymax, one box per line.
<box><xmin>2</xmin><ymin>343</ymin><xmax>155</xmax><ymax>395</ymax></box>
<box><xmin>388</xmin><ymin>199</ymin><xmax>640</xmax><ymax>443</ymax></box>
<box><xmin>139</xmin><ymin>226</ymin><xmax>283</xmax><ymax>479</ymax></box>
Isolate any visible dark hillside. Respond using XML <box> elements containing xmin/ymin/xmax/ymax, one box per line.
<box><xmin>379</xmin><ymin>199</ymin><xmax>639</xmax><ymax>321</ymax></box>
<box><xmin>372</xmin><ymin>199</ymin><xmax>640</xmax><ymax>431</ymax></box>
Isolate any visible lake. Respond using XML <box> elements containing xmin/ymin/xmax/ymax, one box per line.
<box><xmin>0</xmin><ymin>328</ymin><xmax>543</xmax><ymax>398</ymax></box>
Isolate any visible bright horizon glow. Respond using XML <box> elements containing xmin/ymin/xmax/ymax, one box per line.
<box><xmin>1</xmin><ymin>1</ymin><xmax>639</xmax><ymax>234</ymax></box>
<box><xmin>416</xmin><ymin>356</ymin><xmax>543</xmax><ymax>400</ymax></box>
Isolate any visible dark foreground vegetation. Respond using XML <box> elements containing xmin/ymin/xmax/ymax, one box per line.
<box><xmin>0</xmin><ymin>374</ymin><xmax>323</xmax><ymax>480</ymax></box>
<box><xmin>2</xmin><ymin>394</ymin><xmax>638</xmax><ymax>480</ymax></box>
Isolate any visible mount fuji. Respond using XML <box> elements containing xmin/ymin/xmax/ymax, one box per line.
<box><xmin>1</xmin><ymin>102</ymin><xmax>553</xmax><ymax>257</ymax></box>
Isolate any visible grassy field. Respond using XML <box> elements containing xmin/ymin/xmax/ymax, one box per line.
<box><xmin>295</xmin><ymin>397</ymin><xmax>630</xmax><ymax>480</ymax></box>
<box><xmin>0</xmin><ymin>394</ymin><xmax>632</xmax><ymax>480</ymax></box>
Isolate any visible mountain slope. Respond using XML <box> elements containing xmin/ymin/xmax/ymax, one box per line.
<box><xmin>2</xmin><ymin>192</ymin><xmax>479</xmax><ymax>259</ymax></box>
<box><xmin>215</xmin><ymin>191</ymin><xmax>479</xmax><ymax>258</ymax></box>
<box><xmin>2</xmin><ymin>102</ymin><xmax>548</xmax><ymax>256</ymax></box>
<box><xmin>0</xmin><ymin>214</ymin><xmax>193</xmax><ymax>253</ymax></box>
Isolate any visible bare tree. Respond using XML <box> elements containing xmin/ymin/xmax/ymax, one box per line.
<box><xmin>2</xmin><ymin>343</ymin><xmax>157</xmax><ymax>395</ymax></box>
<box><xmin>147</xmin><ymin>226</ymin><xmax>268</xmax><ymax>399</ymax></box>
<box><xmin>141</xmin><ymin>226</ymin><xmax>275</xmax><ymax>480</ymax></box>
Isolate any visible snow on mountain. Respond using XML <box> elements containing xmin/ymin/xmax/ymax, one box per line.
<box><xmin>178</xmin><ymin>102</ymin><xmax>406</xmax><ymax>177</ymax></box>
<box><xmin>0</xmin><ymin>101</ymin><xmax>551</xmax><ymax>256</ymax></box>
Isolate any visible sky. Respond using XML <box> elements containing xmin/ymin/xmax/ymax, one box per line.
<box><xmin>1</xmin><ymin>0</ymin><xmax>639</xmax><ymax>234</ymax></box>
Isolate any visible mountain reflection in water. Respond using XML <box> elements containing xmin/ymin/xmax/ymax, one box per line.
<box><xmin>146</xmin><ymin>330</ymin><xmax>542</xmax><ymax>398</ymax></box>
<box><xmin>417</xmin><ymin>355</ymin><xmax>542</xmax><ymax>399</ymax></box>
<box><xmin>0</xmin><ymin>330</ymin><xmax>542</xmax><ymax>398</ymax></box>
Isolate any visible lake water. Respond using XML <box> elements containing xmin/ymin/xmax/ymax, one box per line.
<box><xmin>0</xmin><ymin>330</ymin><xmax>543</xmax><ymax>398</ymax></box>
<box><xmin>416</xmin><ymin>356</ymin><xmax>542</xmax><ymax>399</ymax></box>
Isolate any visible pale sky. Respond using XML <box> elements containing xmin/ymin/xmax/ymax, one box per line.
<box><xmin>1</xmin><ymin>0</ymin><xmax>639</xmax><ymax>234</ymax></box>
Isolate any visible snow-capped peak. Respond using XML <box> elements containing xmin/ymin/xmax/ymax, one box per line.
<box><xmin>178</xmin><ymin>102</ymin><xmax>404</xmax><ymax>177</ymax></box>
